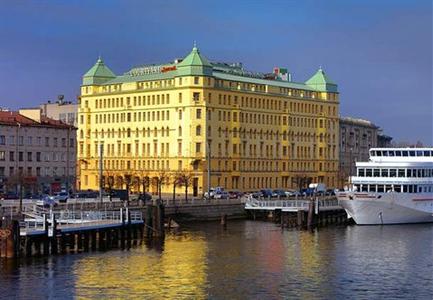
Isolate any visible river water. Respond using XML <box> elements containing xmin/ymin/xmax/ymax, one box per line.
<box><xmin>0</xmin><ymin>221</ymin><xmax>432</xmax><ymax>299</ymax></box>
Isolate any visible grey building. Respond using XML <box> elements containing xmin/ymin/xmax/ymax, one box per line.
<box><xmin>339</xmin><ymin>117</ymin><xmax>379</xmax><ymax>186</ymax></box>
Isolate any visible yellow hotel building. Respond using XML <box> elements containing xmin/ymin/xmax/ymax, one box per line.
<box><xmin>78</xmin><ymin>46</ymin><xmax>339</xmax><ymax>196</ymax></box>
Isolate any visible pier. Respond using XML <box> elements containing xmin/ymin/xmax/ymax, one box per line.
<box><xmin>0</xmin><ymin>203</ymin><xmax>165</xmax><ymax>258</ymax></box>
<box><xmin>245</xmin><ymin>197</ymin><xmax>348</xmax><ymax>228</ymax></box>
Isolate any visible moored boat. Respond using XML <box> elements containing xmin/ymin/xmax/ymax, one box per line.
<box><xmin>337</xmin><ymin>148</ymin><xmax>433</xmax><ymax>225</ymax></box>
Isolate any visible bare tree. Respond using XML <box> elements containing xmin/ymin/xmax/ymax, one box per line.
<box><xmin>123</xmin><ymin>171</ymin><xmax>135</xmax><ymax>206</ymax></box>
<box><xmin>153</xmin><ymin>170</ymin><xmax>169</xmax><ymax>201</ymax></box>
<box><xmin>103</xmin><ymin>169</ymin><xmax>116</xmax><ymax>202</ymax></box>
<box><xmin>171</xmin><ymin>172</ymin><xmax>183</xmax><ymax>202</ymax></box>
<box><xmin>292</xmin><ymin>174</ymin><xmax>312</xmax><ymax>192</ymax></box>
<box><xmin>137</xmin><ymin>169</ymin><xmax>150</xmax><ymax>194</ymax></box>
<box><xmin>177</xmin><ymin>169</ymin><xmax>193</xmax><ymax>203</ymax></box>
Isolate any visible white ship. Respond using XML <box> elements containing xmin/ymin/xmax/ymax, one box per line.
<box><xmin>337</xmin><ymin>148</ymin><xmax>433</xmax><ymax>225</ymax></box>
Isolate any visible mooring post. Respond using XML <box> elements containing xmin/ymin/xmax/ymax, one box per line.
<box><xmin>43</xmin><ymin>214</ymin><xmax>49</xmax><ymax>255</ymax></box>
<box><xmin>50</xmin><ymin>213</ymin><xmax>58</xmax><ymax>254</ymax></box>
<box><xmin>157</xmin><ymin>203</ymin><xmax>165</xmax><ymax>237</ymax></box>
<box><xmin>297</xmin><ymin>210</ymin><xmax>303</xmax><ymax>228</ymax></box>
<box><xmin>307</xmin><ymin>201</ymin><xmax>315</xmax><ymax>229</ymax></box>
<box><xmin>145</xmin><ymin>204</ymin><xmax>153</xmax><ymax>238</ymax></box>
<box><xmin>220</xmin><ymin>214</ymin><xmax>227</xmax><ymax>228</ymax></box>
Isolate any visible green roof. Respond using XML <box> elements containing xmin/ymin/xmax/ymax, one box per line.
<box><xmin>305</xmin><ymin>68</ymin><xmax>338</xmax><ymax>92</ymax></box>
<box><xmin>81</xmin><ymin>49</ymin><xmax>338</xmax><ymax>94</ymax></box>
<box><xmin>176</xmin><ymin>46</ymin><xmax>212</xmax><ymax>76</ymax></box>
<box><xmin>214</xmin><ymin>72</ymin><xmax>318</xmax><ymax>91</ymax></box>
<box><xmin>82</xmin><ymin>57</ymin><xmax>116</xmax><ymax>85</ymax></box>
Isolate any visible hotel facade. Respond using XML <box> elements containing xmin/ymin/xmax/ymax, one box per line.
<box><xmin>78</xmin><ymin>47</ymin><xmax>339</xmax><ymax>195</ymax></box>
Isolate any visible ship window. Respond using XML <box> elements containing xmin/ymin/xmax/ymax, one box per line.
<box><xmin>389</xmin><ymin>151</ymin><xmax>395</xmax><ymax>156</ymax></box>
<box><xmin>394</xmin><ymin>185</ymin><xmax>401</xmax><ymax>192</ymax></box>
<box><xmin>376</xmin><ymin>151</ymin><xmax>382</xmax><ymax>157</ymax></box>
<box><xmin>416</xmin><ymin>151</ymin><xmax>423</xmax><ymax>156</ymax></box>
<box><xmin>418</xmin><ymin>186</ymin><xmax>422</xmax><ymax>193</ymax></box>
<box><xmin>374</xmin><ymin>169</ymin><xmax>380</xmax><ymax>177</ymax></box>
<box><xmin>381</xmin><ymin>169</ymin><xmax>388</xmax><ymax>177</ymax></box>
<box><xmin>396</xmin><ymin>151</ymin><xmax>402</xmax><ymax>156</ymax></box>
<box><xmin>424</xmin><ymin>150</ymin><xmax>430</xmax><ymax>156</ymax></box>
<box><xmin>390</xmin><ymin>169</ymin><xmax>397</xmax><ymax>177</ymax></box>
<box><xmin>377</xmin><ymin>185</ymin><xmax>384</xmax><ymax>193</ymax></box>
<box><xmin>366</xmin><ymin>169</ymin><xmax>372</xmax><ymax>177</ymax></box>
<box><xmin>417</xmin><ymin>169</ymin><xmax>422</xmax><ymax>177</ymax></box>
<box><xmin>408</xmin><ymin>185</ymin><xmax>413</xmax><ymax>193</ymax></box>
<box><xmin>385</xmin><ymin>185</ymin><xmax>392</xmax><ymax>192</ymax></box>
<box><xmin>383</xmin><ymin>151</ymin><xmax>388</xmax><ymax>157</ymax></box>
<box><xmin>402</xmin><ymin>151</ymin><xmax>408</xmax><ymax>157</ymax></box>
<box><xmin>370</xmin><ymin>185</ymin><xmax>377</xmax><ymax>192</ymax></box>
<box><xmin>355</xmin><ymin>184</ymin><xmax>361</xmax><ymax>191</ymax></box>
<box><xmin>361</xmin><ymin>185</ymin><xmax>368</xmax><ymax>192</ymax></box>
<box><xmin>403</xmin><ymin>185</ymin><xmax>408</xmax><ymax>193</ymax></box>
<box><xmin>398</xmin><ymin>169</ymin><xmax>405</xmax><ymax>177</ymax></box>
<box><xmin>358</xmin><ymin>169</ymin><xmax>365</xmax><ymax>176</ymax></box>
<box><xmin>407</xmin><ymin>169</ymin><xmax>412</xmax><ymax>177</ymax></box>
<box><xmin>409</xmin><ymin>151</ymin><xmax>415</xmax><ymax>156</ymax></box>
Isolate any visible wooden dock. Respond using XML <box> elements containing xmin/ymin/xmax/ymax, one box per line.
<box><xmin>245</xmin><ymin>197</ymin><xmax>349</xmax><ymax>229</ymax></box>
<box><xmin>0</xmin><ymin>204</ymin><xmax>165</xmax><ymax>258</ymax></box>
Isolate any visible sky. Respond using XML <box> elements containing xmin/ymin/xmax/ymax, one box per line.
<box><xmin>0</xmin><ymin>0</ymin><xmax>431</xmax><ymax>145</ymax></box>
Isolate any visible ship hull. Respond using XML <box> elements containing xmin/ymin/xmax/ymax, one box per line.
<box><xmin>337</xmin><ymin>192</ymin><xmax>433</xmax><ymax>225</ymax></box>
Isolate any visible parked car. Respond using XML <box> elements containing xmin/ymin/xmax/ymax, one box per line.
<box><xmin>138</xmin><ymin>192</ymin><xmax>152</xmax><ymax>202</ymax></box>
<box><xmin>273</xmin><ymin>189</ymin><xmax>287</xmax><ymax>198</ymax></box>
<box><xmin>300</xmin><ymin>188</ymin><xmax>315</xmax><ymax>197</ymax></box>
<box><xmin>326</xmin><ymin>189</ymin><xmax>336</xmax><ymax>196</ymax></box>
<box><xmin>228</xmin><ymin>191</ymin><xmax>244</xmax><ymax>199</ymax></box>
<box><xmin>24</xmin><ymin>193</ymin><xmax>43</xmax><ymax>200</ymax></box>
<box><xmin>204</xmin><ymin>187</ymin><xmax>225</xmax><ymax>199</ymax></box>
<box><xmin>285</xmin><ymin>189</ymin><xmax>298</xmax><ymax>197</ymax></box>
<box><xmin>260</xmin><ymin>189</ymin><xmax>273</xmax><ymax>198</ymax></box>
<box><xmin>0</xmin><ymin>192</ymin><xmax>19</xmax><ymax>200</ymax></box>
<box><xmin>214</xmin><ymin>191</ymin><xmax>230</xmax><ymax>199</ymax></box>
<box><xmin>50</xmin><ymin>192</ymin><xmax>69</xmax><ymax>203</ymax></box>
<box><xmin>36</xmin><ymin>195</ymin><xmax>58</xmax><ymax>208</ymax></box>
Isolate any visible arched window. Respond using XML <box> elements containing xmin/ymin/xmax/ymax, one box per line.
<box><xmin>196</xmin><ymin>125</ymin><xmax>201</xmax><ymax>136</ymax></box>
<box><xmin>178</xmin><ymin>126</ymin><xmax>182</xmax><ymax>136</ymax></box>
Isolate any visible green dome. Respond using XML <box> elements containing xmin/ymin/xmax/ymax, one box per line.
<box><xmin>82</xmin><ymin>57</ymin><xmax>116</xmax><ymax>85</ymax></box>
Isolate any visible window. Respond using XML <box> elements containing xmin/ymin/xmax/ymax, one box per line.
<box><xmin>194</xmin><ymin>76</ymin><xmax>199</xmax><ymax>84</ymax></box>
<box><xmin>196</xmin><ymin>125</ymin><xmax>201</xmax><ymax>136</ymax></box>
<box><xmin>36</xmin><ymin>152</ymin><xmax>41</xmax><ymax>162</ymax></box>
<box><xmin>27</xmin><ymin>152</ymin><xmax>32</xmax><ymax>162</ymax></box>
<box><xmin>196</xmin><ymin>142</ymin><xmax>201</xmax><ymax>153</ymax></box>
<box><xmin>18</xmin><ymin>152</ymin><xmax>23</xmax><ymax>162</ymax></box>
<box><xmin>193</xmin><ymin>92</ymin><xmax>200</xmax><ymax>101</ymax></box>
<box><xmin>0</xmin><ymin>135</ymin><xmax>5</xmax><ymax>145</ymax></box>
<box><xmin>0</xmin><ymin>151</ymin><xmax>5</xmax><ymax>161</ymax></box>
<box><xmin>9</xmin><ymin>151</ymin><xmax>14</xmax><ymax>162</ymax></box>
<box><xmin>196</xmin><ymin>109</ymin><xmax>202</xmax><ymax>119</ymax></box>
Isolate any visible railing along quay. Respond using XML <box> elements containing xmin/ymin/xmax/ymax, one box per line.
<box><xmin>244</xmin><ymin>196</ymin><xmax>348</xmax><ymax>229</ymax></box>
<box><xmin>0</xmin><ymin>203</ymin><xmax>166</xmax><ymax>259</ymax></box>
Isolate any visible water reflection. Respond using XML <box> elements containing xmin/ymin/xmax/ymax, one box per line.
<box><xmin>74</xmin><ymin>233</ymin><xmax>208</xmax><ymax>299</ymax></box>
<box><xmin>0</xmin><ymin>221</ymin><xmax>432</xmax><ymax>299</ymax></box>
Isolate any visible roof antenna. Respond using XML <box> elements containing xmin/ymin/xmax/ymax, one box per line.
<box><xmin>193</xmin><ymin>40</ymin><xmax>197</xmax><ymax>49</ymax></box>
